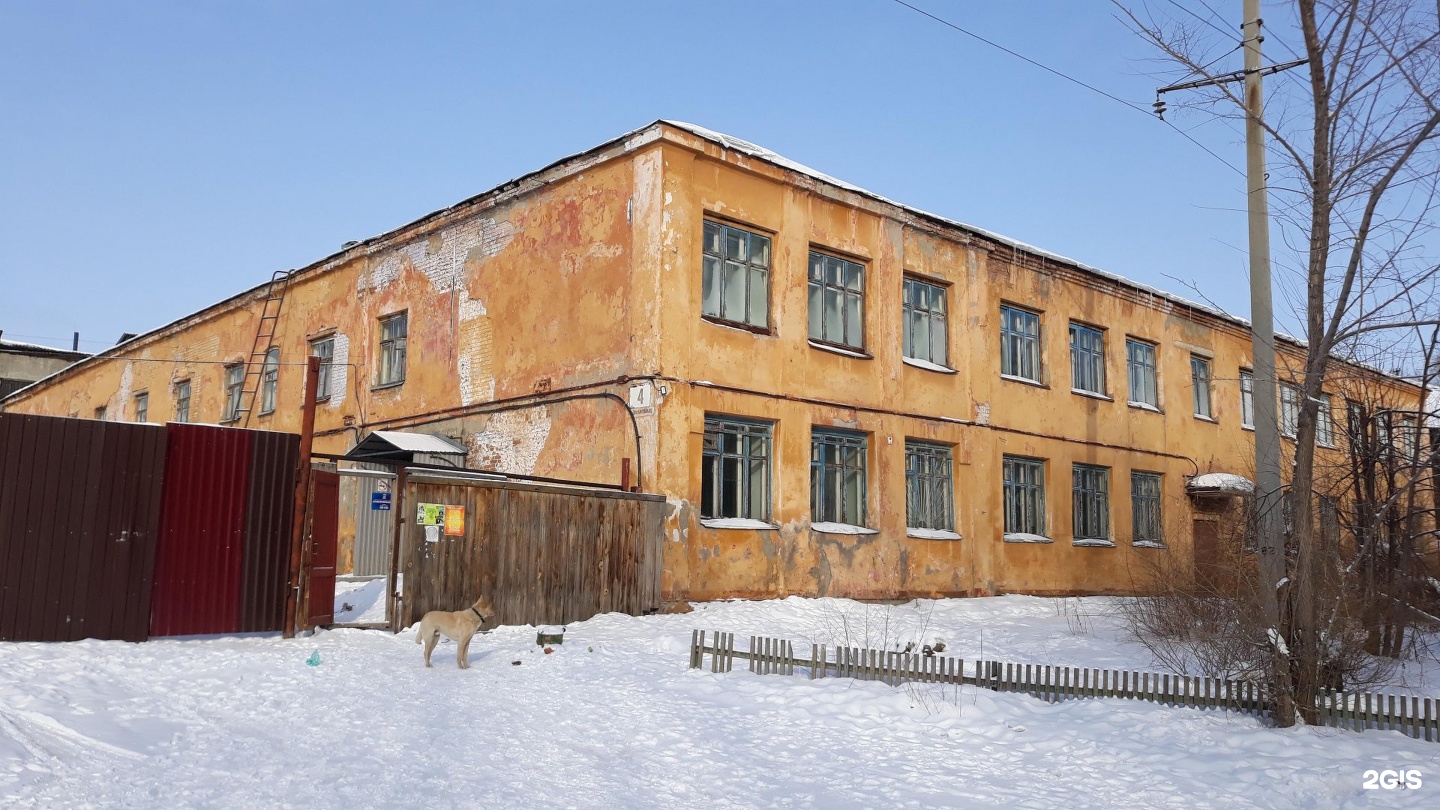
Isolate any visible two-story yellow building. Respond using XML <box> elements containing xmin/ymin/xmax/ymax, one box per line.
<box><xmin>3</xmin><ymin>121</ymin><xmax>1424</xmax><ymax>603</ymax></box>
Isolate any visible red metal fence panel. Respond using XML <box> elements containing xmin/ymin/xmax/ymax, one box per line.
<box><xmin>0</xmin><ymin>414</ymin><xmax>166</xmax><ymax>642</ymax></box>
<box><xmin>150</xmin><ymin>423</ymin><xmax>253</xmax><ymax>636</ymax></box>
<box><xmin>241</xmin><ymin>430</ymin><xmax>299</xmax><ymax>632</ymax></box>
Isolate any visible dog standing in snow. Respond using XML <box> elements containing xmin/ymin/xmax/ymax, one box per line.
<box><xmin>416</xmin><ymin>595</ymin><xmax>496</xmax><ymax>669</ymax></box>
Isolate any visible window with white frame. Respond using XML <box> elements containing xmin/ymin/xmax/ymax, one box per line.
<box><xmin>1131</xmin><ymin>472</ymin><xmax>1163</xmax><ymax>545</ymax></box>
<box><xmin>808</xmin><ymin>251</ymin><xmax>865</xmax><ymax>350</ymax></box>
<box><xmin>905</xmin><ymin>441</ymin><xmax>954</xmax><ymax>532</ymax></box>
<box><xmin>1072</xmin><ymin>464</ymin><xmax>1110</xmax><ymax>541</ymax></box>
<box><xmin>1069</xmin><ymin>323</ymin><xmax>1105</xmax><ymax>395</ymax></box>
<box><xmin>174</xmin><ymin>380</ymin><xmax>191</xmax><ymax>423</ymax></box>
<box><xmin>1191</xmin><ymin>356</ymin><xmax>1212</xmax><ymax>418</ymax></box>
<box><xmin>378</xmin><ymin>312</ymin><xmax>407</xmax><ymax>386</ymax></box>
<box><xmin>223</xmin><ymin>364</ymin><xmax>244</xmax><ymax>422</ymax></box>
<box><xmin>134</xmin><ymin>392</ymin><xmax>148</xmax><ymax>423</ymax></box>
<box><xmin>259</xmin><ymin>348</ymin><xmax>279</xmax><ymax>415</ymax></box>
<box><xmin>1398</xmin><ymin>413</ymin><xmax>1419</xmax><ymax>458</ymax></box>
<box><xmin>1002</xmin><ymin>455</ymin><xmax>1046</xmax><ymax>537</ymax></box>
<box><xmin>902</xmin><ymin>278</ymin><xmax>948</xmax><ymax>367</ymax></box>
<box><xmin>310</xmin><ymin>337</ymin><xmax>335</xmax><ymax>401</ymax></box>
<box><xmin>810</xmin><ymin>430</ymin><xmax>867</xmax><ymax>526</ymax></box>
<box><xmin>702</xmin><ymin>221</ymin><xmax>771</xmax><ymax>330</ymax></box>
<box><xmin>1316</xmin><ymin>394</ymin><xmax>1335</xmax><ymax>446</ymax></box>
<box><xmin>1126</xmin><ymin>339</ymin><xmax>1158</xmax><ymax>407</ymax></box>
<box><xmin>701</xmin><ymin>416</ymin><xmax>773</xmax><ymax>522</ymax></box>
<box><xmin>1000</xmin><ymin>305</ymin><xmax>1041</xmax><ymax>382</ymax></box>
<box><xmin>1281</xmin><ymin>384</ymin><xmax>1301</xmax><ymax>438</ymax></box>
<box><xmin>1240</xmin><ymin>370</ymin><xmax>1255</xmax><ymax>428</ymax></box>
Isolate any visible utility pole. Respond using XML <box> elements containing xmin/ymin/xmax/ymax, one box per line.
<box><xmin>1154</xmin><ymin>1</ymin><xmax>1302</xmax><ymax>726</ymax></box>
<box><xmin>1241</xmin><ymin>0</ymin><xmax>1292</xmax><ymax>727</ymax></box>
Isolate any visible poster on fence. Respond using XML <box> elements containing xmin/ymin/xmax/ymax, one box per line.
<box><xmin>443</xmin><ymin>505</ymin><xmax>465</xmax><ymax>536</ymax></box>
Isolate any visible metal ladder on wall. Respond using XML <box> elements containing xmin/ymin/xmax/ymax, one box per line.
<box><xmin>237</xmin><ymin>270</ymin><xmax>292</xmax><ymax>426</ymax></box>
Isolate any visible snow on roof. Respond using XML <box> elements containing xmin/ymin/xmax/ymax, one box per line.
<box><xmin>1186</xmin><ymin>473</ymin><xmax>1255</xmax><ymax>495</ymax></box>
<box><xmin>0</xmin><ymin>337</ymin><xmax>88</xmax><ymax>356</ymax></box>
<box><xmin>366</xmin><ymin>430</ymin><xmax>466</xmax><ymax>455</ymax></box>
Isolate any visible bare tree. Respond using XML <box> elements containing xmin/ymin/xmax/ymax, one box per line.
<box><xmin>1118</xmin><ymin>0</ymin><xmax>1440</xmax><ymax>724</ymax></box>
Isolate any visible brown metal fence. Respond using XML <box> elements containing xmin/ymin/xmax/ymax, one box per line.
<box><xmin>401</xmin><ymin>471</ymin><xmax>666</xmax><ymax>628</ymax></box>
<box><xmin>0</xmin><ymin>415</ymin><xmax>168</xmax><ymax>642</ymax></box>
<box><xmin>0</xmin><ymin>414</ymin><xmax>298</xmax><ymax>642</ymax></box>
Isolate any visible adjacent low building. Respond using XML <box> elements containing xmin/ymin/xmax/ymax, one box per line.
<box><xmin>1</xmin><ymin>121</ymin><xmax>1425</xmax><ymax>602</ymax></box>
<box><xmin>0</xmin><ymin>337</ymin><xmax>88</xmax><ymax>400</ymax></box>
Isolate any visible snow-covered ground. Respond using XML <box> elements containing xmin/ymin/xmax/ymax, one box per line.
<box><xmin>1</xmin><ymin>596</ymin><xmax>1436</xmax><ymax>808</ymax></box>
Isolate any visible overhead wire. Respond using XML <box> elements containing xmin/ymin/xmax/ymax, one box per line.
<box><xmin>887</xmin><ymin>0</ymin><xmax>1245</xmax><ymax>177</ymax></box>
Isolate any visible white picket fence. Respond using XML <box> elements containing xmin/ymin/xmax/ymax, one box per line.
<box><xmin>689</xmin><ymin>629</ymin><xmax>1439</xmax><ymax>743</ymax></box>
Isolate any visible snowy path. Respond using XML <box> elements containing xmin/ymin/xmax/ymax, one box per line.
<box><xmin>1</xmin><ymin>596</ymin><xmax>1435</xmax><ymax>808</ymax></box>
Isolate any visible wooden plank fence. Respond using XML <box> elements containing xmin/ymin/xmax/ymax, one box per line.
<box><xmin>688</xmin><ymin>629</ymin><xmax>1439</xmax><ymax>743</ymax></box>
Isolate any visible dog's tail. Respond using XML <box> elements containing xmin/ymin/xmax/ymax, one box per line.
<box><xmin>414</xmin><ymin>623</ymin><xmax>423</xmax><ymax>644</ymax></box>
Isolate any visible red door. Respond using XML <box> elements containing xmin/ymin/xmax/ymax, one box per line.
<box><xmin>307</xmin><ymin>470</ymin><xmax>339</xmax><ymax>627</ymax></box>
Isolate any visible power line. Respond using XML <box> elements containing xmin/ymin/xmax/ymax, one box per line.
<box><xmin>888</xmin><ymin>0</ymin><xmax>1244</xmax><ymax>177</ymax></box>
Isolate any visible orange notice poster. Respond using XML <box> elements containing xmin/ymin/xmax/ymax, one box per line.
<box><xmin>444</xmin><ymin>505</ymin><xmax>465</xmax><ymax>536</ymax></box>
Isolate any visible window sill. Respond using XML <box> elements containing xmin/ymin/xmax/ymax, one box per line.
<box><xmin>1317</xmin><ymin>442</ymin><xmax>1339</xmax><ymax>450</ymax></box>
<box><xmin>902</xmin><ymin>357</ymin><xmax>957</xmax><ymax>375</ymax></box>
<box><xmin>1000</xmin><ymin>374</ymin><xmax>1046</xmax><ymax>388</ymax></box>
<box><xmin>1073</xmin><ymin>538</ymin><xmax>1116</xmax><ymax>548</ymax></box>
<box><xmin>372</xmin><ymin>381</ymin><xmax>406</xmax><ymax>392</ymax></box>
<box><xmin>808</xmin><ymin>340</ymin><xmax>872</xmax><ymax>360</ymax></box>
<box><xmin>1127</xmin><ymin>402</ymin><xmax>1162</xmax><ymax>413</ymax></box>
<box><xmin>1003</xmin><ymin>532</ymin><xmax>1052</xmax><ymax>544</ymax></box>
<box><xmin>1193</xmin><ymin>414</ymin><xmax>1218</xmax><ymax>424</ymax></box>
<box><xmin>699</xmin><ymin>517</ymin><xmax>778</xmax><ymax>531</ymax></box>
<box><xmin>702</xmin><ymin>315</ymin><xmax>773</xmax><ymax>337</ymax></box>
<box><xmin>810</xmin><ymin>521</ymin><xmax>878</xmax><ymax>535</ymax></box>
<box><xmin>1241</xmin><ymin>424</ymin><xmax>1255</xmax><ymax>432</ymax></box>
<box><xmin>1132</xmin><ymin>540</ymin><xmax>1167</xmax><ymax>549</ymax></box>
<box><xmin>907</xmin><ymin>528</ymin><xmax>962</xmax><ymax>540</ymax></box>
<box><xmin>256</xmin><ymin>409</ymin><xmax>275</xmax><ymax>418</ymax></box>
<box><xmin>1071</xmin><ymin>388</ymin><xmax>1112</xmax><ymax>401</ymax></box>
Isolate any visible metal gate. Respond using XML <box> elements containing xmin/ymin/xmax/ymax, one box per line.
<box><xmin>343</xmin><ymin>468</ymin><xmax>396</xmax><ymax>577</ymax></box>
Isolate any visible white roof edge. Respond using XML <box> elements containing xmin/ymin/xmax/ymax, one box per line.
<box><xmin>370</xmin><ymin>430</ymin><xmax>467</xmax><ymax>454</ymax></box>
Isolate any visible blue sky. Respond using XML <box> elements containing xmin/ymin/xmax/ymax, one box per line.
<box><xmin>0</xmin><ymin>1</ymin><xmax>1279</xmax><ymax>352</ymax></box>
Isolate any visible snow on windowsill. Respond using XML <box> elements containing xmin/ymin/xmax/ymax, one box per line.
<box><xmin>1073</xmin><ymin>538</ymin><xmax>1117</xmax><ymax>548</ymax></box>
<box><xmin>902</xmin><ymin>357</ymin><xmax>957</xmax><ymax>375</ymax></box>
<box><xmin>808</xmin><ymin>340</ymin><xmax>872</xmax><ymax>360</ymax></box>
<box><xmin>699</xmin><ymin>517</ymin><xmax>778</xmax><ymax>531</ymax></box>
<box><xmin>1003</xmin><ymin>533</ymin><xmax>1052</xmax><ymax>544</ymax></box>
<box><xmin>1132</xmin><ymin>540</ymin><xmax>1167</xmax><ymax>549</ymax></box>
<box><xmin>1127</xmin><ymin>401</ymin><xmax>1161</xmax><ymax>413</ymax></box>
<box><xmin>1194</xmin><ymin>414</ymin><xmax>1218</xmax><ymax>424</ymax></box>
<box><xmin>811</xmin><ymin>521</ymin><xmax>879</xmax><ymax>535</ymax></box>
<box><xmin>1000</xmin><ymin>374</ymin><xmax>1045</xmax><ymax>388</ymax></box>
<box><xmin>906</xmin><ymin>528</ymin><xmax>962</xmax><ymax>540</ymax></box>
<box><xmin>1071</xmin><ymin>388</ymin><xmax>1112</xmax><ymax>401</ymax></box>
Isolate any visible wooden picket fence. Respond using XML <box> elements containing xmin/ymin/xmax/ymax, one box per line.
<box><xmin>688</xmin><ymin>630</ymin><xmax>1439</xmax><ymax>743</ymax></box>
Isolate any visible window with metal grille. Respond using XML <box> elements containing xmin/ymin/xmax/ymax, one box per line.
<box><xmin>1069</xmin><ymin>323</ymin><xmax>1105</xmax><ymax>395</ymax></box>
<box><xmin>1072</xmin><ymin>464</ymin><xmax>1110</xmax><ymax>541</ymax></box>
<box><xmin>259</xmin><ymin>348</ymin><xmax>279</xmax><ymax>414</ymax></box>
<box><xmin>310</xmin><ymin>337</ymin><xmax>335</xmax><ymax>401</ymax></box>
<box><xmin>702</xmin><ymin>221</ymin><xmax>771</xmax><ymax>330</ymax></box>
<box><xmin>1002</xmin><ymin>455</ymin><xmax>1045</xmax><ymax>536</ymax></box>
<box><xmin>174</xmin><ymin>380</ymin><xmax>191</xmax><ymax>423</ymax></box>
<box><xmin>1240</xmin><ymin>370</ymin><xmax>1255</xmax><ymax>428</ymax></box>
<box><xmin>905</xmin><ymin>441</ymin><xmax>954</xmax><ymax>531</ymax></box>
<box><xmin>223</xmin><ymin>364</ymin><xmax>244</xmax><ymax>422</ymax></box>
<box><xmin>1191</xmin><ymin>356</ymin><xmax>1211</xmax><ymax>418</ymax></box>
<box><xmin>1126</xmin><ymin>339</ymin><xmax>1158</xmax><ymax>407</ymax></box>
<box><xmin>134</xmin><ymin>392</ymin><xmax>148</xmax><ymax>423</ymax></box>
<box><xmin>1131</xmin><ymin>472</ymin><xmax>1163</xmax><ymax>544</ymax></box>
<box><xmin>810</xmin><ymin>430</ymin><xmax>867</xmax><ymax>526</ymax></box>
<box><xmin>1000</xmin><ymin>306</ymin><xmax>1041</xmax><ymax>382</ymax></box>
<box><xmin>378</xmin><ymin>313</ymin><xmax>407</xmax><ymax>386</ymax></box>
<box><xmin>903</xmin><ymin>278</ymin><xmax>948</xmax><ymax>367</ymax></box>
<box><xmin>1280</xmin><ymin>384</ymin><xmax>1300</xmax><ymax>437</ymax></box>
<box><xmin>807</xmin><ymin>251</ymin><xmax>865</xmax><ymax>350</ymax></box>
<box><xmin>1316</xmin><ymin>394</ymin><xmax>1335</xmax><ymax>446</ymax></box>
<box><xmin>701</xmin><ymin>417</ymin><xmax>773</xmax><ymax>522</ymax></box>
